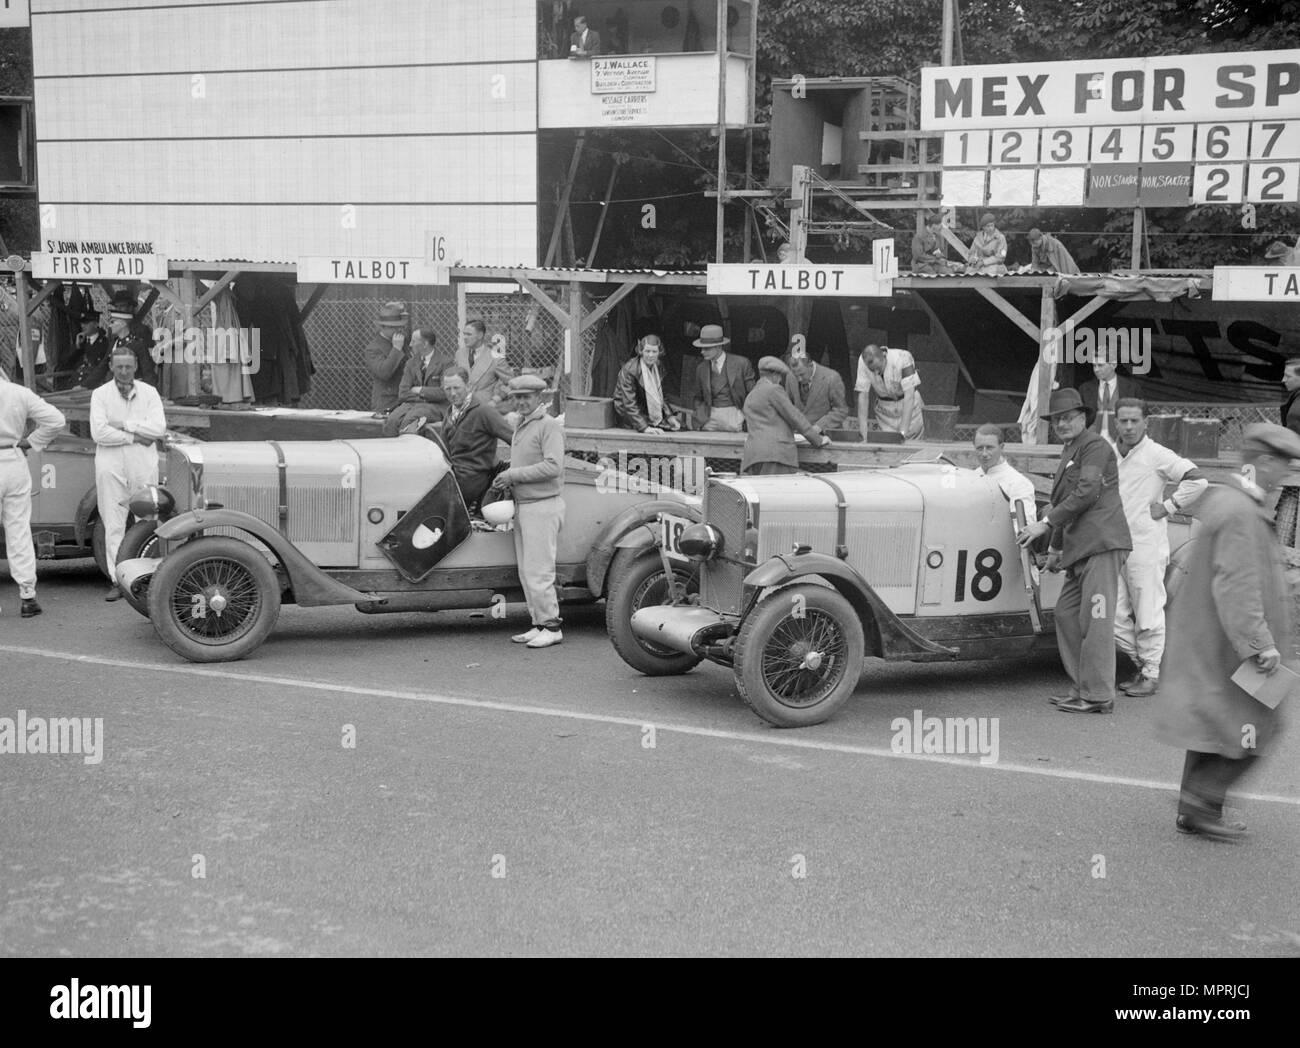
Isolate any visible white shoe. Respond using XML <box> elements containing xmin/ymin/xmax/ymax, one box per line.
<box><xmin>512</xmin><ymin>627</ymin><xmax>541</xmax><ymax>644</ymax></box>
<box><xmin>526</xmin><ymin>628</ymin><xmax>563</xmax><ymax>649</ymax></box>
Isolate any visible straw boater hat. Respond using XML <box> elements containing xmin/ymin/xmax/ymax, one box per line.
<box><xmin>693</xmin><ymin>324</ymin><xmax>730</xmax><ymax>350</ymax></box>
<box><xmin>377</xmin><ymin>301</ymin><xmax>409</xmax><ymax>327</ymax></box>
<box><xmin>1040</xmin><ymin>387</ymin><xmax>1095</xmax><ymax>424</ymax></box>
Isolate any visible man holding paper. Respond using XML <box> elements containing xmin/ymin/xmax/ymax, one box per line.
<box><xmin>1154</xmin><ymin>423</ymin><xmax>1299</xmax><ymax>841</ymax></box>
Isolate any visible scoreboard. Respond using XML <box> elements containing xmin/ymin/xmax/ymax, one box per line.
<box><xmin>921</xmin><ymin>50</ymin><xmax>1300</xmax><ymax>208</ymax></box>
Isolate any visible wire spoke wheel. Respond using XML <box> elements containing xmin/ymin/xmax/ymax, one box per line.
<box><xmin>169</xmin><ymin>556</ymin><xmax>264</xmax><ymax>644</ymax></box>
<box><xmin>734</xmin><ymin>583</ymin><xmax>865</xmax><ymax>728</ymax></box>
<box><xmin>606</xmin><ymin>546</ymin><xmax>704</xmax><ymax>677</ymax></box>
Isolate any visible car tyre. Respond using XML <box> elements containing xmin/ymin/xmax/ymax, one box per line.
<box><xmin>116</xmin><ymin>519</ymin><xmax>162</xmax><ymax>618</ymax></box>
<box><xmin>733</xmin><ymin>583</ymin><xmax>864</xmax><ymax>728</ymax></box>
<box><xmin>147</xmin><ymin>536</ymin><xmax>280</xmax><ymax>663</ymax></box>
<box><xmin>605</xmin><ymin>546</ymin><xmax>703</xmax><ymax>676</ymax></box>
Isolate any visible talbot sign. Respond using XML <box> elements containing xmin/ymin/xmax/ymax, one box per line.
<box><xmin>707</xmin><ymin>263</ymin><xmax>892</xmax><ymax>297</ymax></box>
<box><xmin>297</xmin><ymin>256</ymin><xmax>448</xmax><ymax>285</ymax></box>
<box><xmin>1212</xmin><ymin>265</ymin><xmax>1300</xmax><ymax>300</ymax></box>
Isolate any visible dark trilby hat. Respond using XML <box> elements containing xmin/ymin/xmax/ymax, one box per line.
<box><xmin>1040</xmin><ymin>386</ymin><xmax>1095</xmax><ymax>423</ymax></box>
<box><xmin>107</xmin><ymin>292</ymin><xmax>138</xmax><ymax>320</ymax></box>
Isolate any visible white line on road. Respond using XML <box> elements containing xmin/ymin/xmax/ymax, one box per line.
<box><xmin>4</xmin><ymin>643</ymin><xmax>1299</xmax><ymax>807</ymax></box>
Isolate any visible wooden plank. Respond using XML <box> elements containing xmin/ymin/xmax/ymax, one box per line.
<box><xmin>1060</xmin><ymin>294</ymin><xmax>1109</xmax><ymax>330</ymax></box>
<box><xmin>975</xmin><ymin>286</ymin><xmax>1040</xmax><ymax>343</ymax></box>
<box><xmin>1036</xmin><ymin>288</ymin><xmax>1056</xmax><ymax>445</ymax></box>
<box><xmin>580</xmin><ymin>281</ymin><xmax>637</xmax><ymax>333</ymax></box>
<box><xmin>516</xmin><ymin>274</ymin><xmax>571</xmax><ymax>328</ymax></box>
<box><xmin>192</xmin><ymin>270</ymin><xmax>239</xmax><ymax>314</ymax></box>
<box><xmin>24</xmin><ymin>278</ymin><xmax>63</xmax><ymax>316</ymax></box>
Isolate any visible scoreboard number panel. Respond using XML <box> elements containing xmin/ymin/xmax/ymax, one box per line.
<box><xmin>1245</xmin><ymin>161</ymin><xmax>1300</xmax><ymax>203</ymax></box>
<box><xmin>941</xmin><ymin>168</ymin><xmax>988</xmax><ymax>207</ymax></box>
<box><xmin>1141</xmin><ymin>124</ymin><xmax>1194</xmax><ymax>163</ymax></box>
<box><xmin>942</xmin><ymin>130</ymin><xmax>991</xmax><ymax>167</ymax></box>
<box><xmin>1088</xmin><ymin>125</ymin><xmax>1141</xmax><ymax>165</ymax></box>
<box><xmin>1194</xmin><ymin>122</ymin><xmax>1250</xmax><ymax>162</ymax></box>
<box><xmin>1192</xmin><ymin>163</ymin><xmax>1246</xmax><ymax>204</ymax></box>
<box><xmin>1039</xmin><ymin>128</ymin><xmax>1081</xmax><ymax>165</ymax></box>
<box><xmin>1249</xmin><ymin>120</ymin><xmax>1300</xmax><ymax>160</ymax></box>
<box><xmin>991</xmin><ymin>129</ymin><xmax>1039</xmax><ymax>166</ymax></box>
<box><xmin>1035</xmin><ymin>166</ymin><xmax>1086</xmax><ymax>205</ymax></box>
<box><xmin>988</xmin><ymin>168</ymin><xmax>1036</xmax><ymax>205</ymax></box>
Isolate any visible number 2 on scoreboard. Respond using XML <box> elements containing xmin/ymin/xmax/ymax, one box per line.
<box><xmin>1246</xmin><ymin>162</ymin><xmax>1300</xmax><ymax>203</ymax></box>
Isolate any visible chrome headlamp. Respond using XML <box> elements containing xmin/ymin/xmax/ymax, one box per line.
<box><xmin>676</xmin><ymin>523</ymin><xmax>724</xmax><ymax>561</ymax></box>
<box><xmin>127</xmin><ymin>485</ymin><xmax>176</xmax><ymax>521</ymax></box>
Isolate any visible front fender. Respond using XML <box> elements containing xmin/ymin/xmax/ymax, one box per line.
<box><xmin>743</xmin><ymin>552</ymin><xmax>956</xmax><ymax>660</ymax></box>
<box><xmin>74</xmin><ymin>486</ymin><xmax>98</xmax><ymax>546</ymax></box>
<box><xmin>586</xmin><ymin>499</ymin><xmax>702</xmax><ymax>597</ymax></box>
<box><xmin>155</xmin><ymin>508</ymin><xmax>372</xmax><ymax>607</ymax></box>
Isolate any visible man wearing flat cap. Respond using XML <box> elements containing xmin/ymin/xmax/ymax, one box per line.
<box><xmin>966</xmin><ymin>213</ymin><xmax>1008</xmax><ymax>275</ymax></box>
<box><xmin>742</xmin><ymin>357</ymin><xmax>832</xmax><ymax>475</ymax></box>
<box><xmin>1017</xmin><ymin>388</ymin><xmax>1131</xmax><ymax>713</ymax></box>
<box><xmin>490</xmin><ymin>373</ymin><xmax>566</xmax><ymax>649</ymax></box>
<box><xmin>363</xmin><ymin>301</ymin><xmax>411</xmax><ymax>414</ymax></box>
<box><xmin>693</xmin><ymin>324</ymin><xmax>754</xmax><ymax>432</ymax></box>
<box><xmin>105</xmin><ymin>292</ymin><xmax>158</xmax><ymax>386</ymax></box>
<box><xmin>1154</xmin><ymin>423</ymin><xmax>1299</xmax><ymax>841</ymax></box>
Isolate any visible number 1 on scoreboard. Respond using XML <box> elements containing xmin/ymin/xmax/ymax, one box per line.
<box><xmin>942</xmin><ymin>130</ymin><xmax>991</xmax><ymax>167</ymax></box>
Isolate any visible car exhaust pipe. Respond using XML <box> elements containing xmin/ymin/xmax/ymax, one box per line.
<box><xmin>631</xmin><ymin>606</ymin><xmax>732</xmax><ymax>655</ymax></box>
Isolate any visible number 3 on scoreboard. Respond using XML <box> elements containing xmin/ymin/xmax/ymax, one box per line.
<box><xmin>1192</xmin><ymin>164</ymin><xmax>1245</xmax><ymax>204</ymax></box>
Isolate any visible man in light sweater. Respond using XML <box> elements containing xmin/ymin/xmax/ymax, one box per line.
<box><xmin>0</xmin><ymin>378</ymin><xmax>66</xmax><ymax>617</ymax></box>
<box><xmin>1112</xmin><ymin>398</ymin><xmax>1207</xmax><ymax>696</ymax></box>
<box><xmin>91</xmin><ymin>347</ymin><xmax>166</xmax><ymax>601</ymax></box>
<box><xmin>490</xmin><ymin>374</ymin><xmax>566</xmax><ymax>649</ymax></box>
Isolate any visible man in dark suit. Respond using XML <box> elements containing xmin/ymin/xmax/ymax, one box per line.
<box><xmin>1079</xmin><ymin>355</ymin><xmax>1141</xmax><ymax>443</ymax></box>
<box><xmin>384</xmin><ymin>328</ymin><xmax>456</xmax><ymax>435</ymax></box>
<box><xmin>785</xmin><ymin>351</ymin><xmax>848</xmax><ymax>430</ymax></box>
<box><xmin>570</xmin><ymin>15</ymin><xmax>601</xmax><ymax>56</ymax></box>
<box><xmin>439</xmin><ymin>366</ymin><xmax>514</xmax><ymax>514</ymax></box>
<box><xmin>693</xmin><ymin>325</ymin><xmax>754</xmax><ymax>431</ymax></box>
<box><xmin>613</xmin><ymin>335</ymin><xmax>683</xmax><ymax>433</ymax></box>
<box><xmin>1017</xmin><ymin>388</ymin><xmax>1132</xmax><ymax>714</ymax></box>
<box><xmin>71</xmin><ymin>308</ymin><xmax>111</xmax><ymax>390</ymax></box>
<box><xmin>741</xmin><ymin>357</ymin><xmax>832</xmax><ymax>474</ymax></box>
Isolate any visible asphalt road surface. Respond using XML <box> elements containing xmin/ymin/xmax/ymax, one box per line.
<box><xmin>2</xmin><ymin>560</ymin><xmax>1298</xmax><ymax>957</ymax></box>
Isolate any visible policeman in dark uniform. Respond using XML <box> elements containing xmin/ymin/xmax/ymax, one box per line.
<box><xmin>71</xmin><ymin>306</ymin><xmax>112</xmax><ymax>390</ymax></box>
<box><xmin>105</xmin><ymin>292</ymin><xmax>158</xmax><ymax>386</ymax></box>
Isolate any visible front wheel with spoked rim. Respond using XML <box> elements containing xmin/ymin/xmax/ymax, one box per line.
<box><xmin>147</xmin><ymin>536</ymin><xmax>281</xmax><ymax>663</ymax></box>
<box><xmin>733</xmin><ymin>583</ymin><xmax>864</xmax><ymax>727</ymax></box>
<box><xmin>605</xmin><ymin>545</ymin><xmax>703</xmax><ymax>676</ymax></box>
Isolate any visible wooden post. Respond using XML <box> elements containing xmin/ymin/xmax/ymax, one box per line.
<box><xmin>715</xmin><ymin>0</ymin><xmax>728</xmax><ymax>263</ymax></box>
<box><xmin>1035</xmin><ymin>287</ymin><xmax>1056</xmax><ymax>444</ymax></box>
<box><xmin>790</xmin><ymin>164</ymin><xmax>811</xmax><ymax>260</ymax></box>
<box><xmin>544</xmin><ymin>132</ymin><xmax>586</xmax><ymax>268</ymax></box>
<box><xmin>587</xmin><ymin>159</ymin><xmax>620</xmax><ymax>266</ymax></box>
<box><xmin>15</xmin><ymin>269</ymin><xmax>35</xmax><ymax>390</ymax></box>
<box><xmin>1130</xmin><ymin>207</ymin><xmax>1143</xmax><ymax>269</ymax></box>
<box><xmin>566</xmin><ymin>281</ymin><xmax>583</xmax><ymax>401</ymax></box>
<box><xmin>941</xmin><ymin>0</ymin><xmax>954</xmax><ymax>67</ymax></box>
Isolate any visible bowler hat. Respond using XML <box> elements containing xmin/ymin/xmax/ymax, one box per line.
<box><xmin>507</xmin><ymin>373</ymin><xmax>551</xmax><ymax>394</ymax></box>
<box><xmin>979</xmin><ymin>212</ymin><xmax>997</xmax><ymax>227</ymax></box>
<box><xmin>1040</xmin><ymin>387</ymin><xmax>1094</xmax><ymax>423</ymax></box>
<box><xmin>378</xmin><ymin>301</ymin><xmax>409</xmax><ymax>326</ymax></box>
<box><xmin>1242</xmin><ymin>422</ymin><xmax>1300</xmax><ymax>461</ymax></box>
<box><xmin>757</xmin><ymin>355</ymin><xmax>790</xmax><ymax>377</ymax></box>
<box><xmin>692</xmin><ymin>324</ymin><xmax>730</xmax><ymax>349</ymax></box>
<box><xmin>107</xmin><ymin>292</ymin><xmax>138</xmax><ymax>320</ymax></box>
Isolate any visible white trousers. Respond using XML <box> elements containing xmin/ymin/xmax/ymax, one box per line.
<box><xmin>512</xmin><ymin>496</ymin><xmax>565</xmax><ymax>628</ymax></box>
<box><xmin>1114</xmin><ymin>554</ymin><xmax>1167</xmax><ymax>678</ymax></box>
<box><xmin>0</xmin><ymin>450</ymin><xmax>37</xmax><ymax>598</ymax></box>
<box><xmin>95</xmin><ymin>444</ymin><xmax>158</xmax><ymax>579</ymax></box>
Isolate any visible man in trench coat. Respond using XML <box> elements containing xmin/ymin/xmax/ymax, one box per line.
<box><xmin>1154</xmin><ymin>423</ymin><xmax>1299</xmax><ymax>841</ymax></box>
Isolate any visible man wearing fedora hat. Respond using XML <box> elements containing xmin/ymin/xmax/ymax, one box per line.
<box><xmin>105</xmin><ymin>292</ymin><xmax>158</xmax><ymax>386</ymax></box>
<box><xmin>966</xmin><ymin>213</ymin><xmax>1008</xmax><ymax>275</ymax></box>
<box><xmin>742</xmin><ymin>357</ymin><xmax>833</xmax><ymax>474</ymax></box>
<box><xmin>363</xmin><ymin>301</ymin><xmax>411</xmax><ymax>414</ymax></box>
<box><xmin>490</xmin><ymin>373</ymin><xmax>566</xmax><ymax>649</ymax></box>
<box><xmin>1017</xmin><ymin>387</ymin><xmax>1131</xmax><ymax>713</ymax></box>
<box><xmin>693</xmin><ymin>324</ymin><xmax>754</xmax><ymax>432</ymax></box>
<box><xmin>1154</xmin><ymin>423</ymin><xmax>1299</xmax><ymax>840</ymax></box>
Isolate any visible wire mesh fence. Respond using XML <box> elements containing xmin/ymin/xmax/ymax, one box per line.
<box><xmin>296</xmin><ymin>287</ymin><xmax>599</xmax><ymax>410</ymax></box>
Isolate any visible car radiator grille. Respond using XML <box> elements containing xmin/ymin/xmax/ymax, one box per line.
<box><xmin>701</xmin><ymin>481</ymin><xmax>748</xmax><ymax>615</ymax></box>
<box><xmin>202</xmin><ymin>482</ymin><xmax>357</xmax><ymax>543</ymax></box>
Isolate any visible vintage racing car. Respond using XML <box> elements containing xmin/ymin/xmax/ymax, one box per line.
<box><xmin>605</xmin><ymin>456</ymin><xmax>1197</xmax><ymax>728</ymax></box>
<box><xmin>115</xmin><ymin>432</ymin><xmax>699</xmax><ymax>662</ymax></box>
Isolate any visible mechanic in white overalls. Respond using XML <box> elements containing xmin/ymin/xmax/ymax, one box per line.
<box><xmin>90</xmin><ymin>346</ymin><xmax>166</xmax><ymax>601</ymax></box>
<box><xmin>0</xmin><ymin>375</ymin><xmax>66</xmax><ymax>617</ymax></box>
<box><xmin>855</xmin><ymin>343</ymin><xmax>925</xmax><ymax>441</ymax></box>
